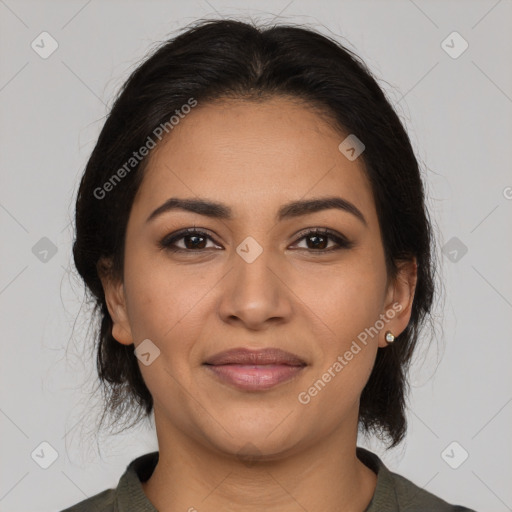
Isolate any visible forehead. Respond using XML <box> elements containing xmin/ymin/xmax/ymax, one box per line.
<box><xmin>132</xmin><ymin>96</ymin><xmax>376</xmax><ymax>224</ymax></box>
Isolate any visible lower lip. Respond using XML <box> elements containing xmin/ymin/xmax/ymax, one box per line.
<box><xmin>204</xmin><ymin>364</ymin><xmax>305</xmax><ymax>391</ymax></box>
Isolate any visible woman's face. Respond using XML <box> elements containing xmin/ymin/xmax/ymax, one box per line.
<box><xmin>102</xmin><ymin>96</ymin><xmax>415</xmax><ymax>459</ymax></box>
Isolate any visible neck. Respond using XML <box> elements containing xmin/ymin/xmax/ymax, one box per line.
<box><xmin>141</xmin><ymin>409</ymin><xmax>377</xmax><ymax>512</ymax></box>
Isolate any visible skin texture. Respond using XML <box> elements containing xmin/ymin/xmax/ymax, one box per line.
<box><xmin>100</xmin><ymin>96</ymin><xmax>417</xmax><ymax>512</ymax></box>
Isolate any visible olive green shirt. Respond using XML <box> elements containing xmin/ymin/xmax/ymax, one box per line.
<box><xmin>61</xmin><ymin>447</ymin><xmax>477</xmax><ymax>511</ymax></box>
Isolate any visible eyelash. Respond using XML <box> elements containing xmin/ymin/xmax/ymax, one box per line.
<box><xmin>158</xmin><ymin>227</ymin><xmax>354</xmax><ymax>254</ymax></box>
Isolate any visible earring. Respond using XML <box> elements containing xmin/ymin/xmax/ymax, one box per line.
<box><xmin>385</xmin><ymin>331</ymin><xmax>395</xmax><ymax>344</ymax></box>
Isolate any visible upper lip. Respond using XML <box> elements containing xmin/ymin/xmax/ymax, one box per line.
<box><xmin>204</xmin><ymin>348</ymin><xmax>307</xmax><ymax>366</ymax></box>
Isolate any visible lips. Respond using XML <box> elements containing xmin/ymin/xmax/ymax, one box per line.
<box><xmin>203</xmin><ymin>348</ymin><xmax>307</xmax><ymax>391</ymax></box>
<box><xmin>204</xmin><ymin>347</ymin><xmax>306</xmax><ymax>366</ymax></box>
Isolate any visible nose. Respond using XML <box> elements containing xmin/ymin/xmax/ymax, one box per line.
<box><xmin>217</xmin><ymin>241</ymin><xmax>293</xmax><ymax>331</ymax></box>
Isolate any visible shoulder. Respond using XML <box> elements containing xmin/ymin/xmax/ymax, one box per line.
<box><xmin>357</xmin><ymin>447</ymin><xmax>478</xmax><ymax>512</ymax></box>
<box><xmin>390</xmin><ymin>471</ymin><xmax>477</xmax><ymax>511</ymax></box>
<box><xmin>59</xmin><ymin>488</ymin><xmax>115</xmax><ymax>511</ymax></box>
<box><xmin>59</xmin><ymin>451</ymin><xmax>159</xmax><ymax>512</ymax></box>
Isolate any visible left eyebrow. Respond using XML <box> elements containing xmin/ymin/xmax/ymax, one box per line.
<box><xmin>146</xmin><ymin>196</ymin><xmax>367</xmax><ymax>227</ymax></box>
<box><xmin>277</xmin><ymin>197</ymin><xmax>367</xmax><ymax>226</ymax></box>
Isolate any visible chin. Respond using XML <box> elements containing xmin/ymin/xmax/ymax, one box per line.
<box><xmin>198</xmin><ymin>415</ymin><xmax>307</xmax><ymax>462</ymax></box>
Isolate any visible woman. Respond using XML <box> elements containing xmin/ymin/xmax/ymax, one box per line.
<box><xmin>63</xmin><ymin>18</ymin><xmax>477</xmax><ymax>512</ymax></box>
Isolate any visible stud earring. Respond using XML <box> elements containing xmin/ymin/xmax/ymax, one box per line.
<box><xmin>385</xmin><ymin>331</ymin><xmax>395</xmax><ymax>344</ymax></box>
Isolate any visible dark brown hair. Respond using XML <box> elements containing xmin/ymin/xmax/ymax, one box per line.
<box><xmin>73</xmin><ymin>18</ymin><xmax>437</xmax><ymax>448</ymax></box>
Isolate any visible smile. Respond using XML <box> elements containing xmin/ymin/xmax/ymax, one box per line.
<box><xmin>203</xmin><ymin>347</ymin><xmax>307</xmax><ymax>391</ymax></box>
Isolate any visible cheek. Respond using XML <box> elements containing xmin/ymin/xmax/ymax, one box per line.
<box><xmin>295</xmin><ymin>270</ymin><xmax>382</xmax><ymax>417</ymax></box>
<box><xmin>291</xmin><ymin>255</ymin><xmax>387</xmax><ymax>345</ymax></box>
<box><xmin>122</xmin><ymin>247</ymin><xmax>213</xmax><ymax>347</ymax></box>
<box><xmin>121</xmin><ymin>253</ymin><xmax>214</xmax><ymax>408</ymax></box>
<box><xmin>289</xmin><ymin>252</ymin><xmax>386</xmax><ymax>405</ymax></box>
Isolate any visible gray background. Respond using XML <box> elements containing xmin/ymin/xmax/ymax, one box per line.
<box><xmin>1</xmin><ymin>1</ymin><xmax>511</xmax><ymax>511</ymax></box>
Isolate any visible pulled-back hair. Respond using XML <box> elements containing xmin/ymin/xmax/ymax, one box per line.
<box><xmin>73</xmin><ymin>18</ymin><xmax>437</xmax><ymax>448</ymax></box>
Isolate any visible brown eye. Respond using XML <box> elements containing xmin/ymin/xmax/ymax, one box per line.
<box><xmin>292</xmin><ymin>228</ymin><xmax>354</xmax><ymax>252</ymax></box>
<box><xmin>304</xmin><ymin>233</ymin><xmax>329</xmax><ymax>250</ymax></box>
<box><xmin>182</xmin><ymin>234</ymin><xmax>208</xmax><ymax>249</ymax></box>
<box><xmin>159</xmin><ymin>229</ymin><xmax>221</xmax><ymax>252</ymax></box>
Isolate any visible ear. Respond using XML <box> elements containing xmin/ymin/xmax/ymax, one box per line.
<box><xmin>97</xmin><ymin>257</ymin><xmax>134</xmax><ymax>346</ymax></box>
<box><xmin>378</xmin><ymin>257</ymin><xmax>418</xmax><ymax>348</ymax></box>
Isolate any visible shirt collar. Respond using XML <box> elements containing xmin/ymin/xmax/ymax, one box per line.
<box><xmin>116</xmin><ymin>451</ymin><xmax>159</xmax><ymax>511</ymax></box>
<box><xmin>357</xmin><ymin>447</ymin><xmax>399</xmax><ymax>512</ymax></box>
<box><xmin>114</xmin><ymin>447</ymin><xmax>398</xmax><ymax>511</ymax></box>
